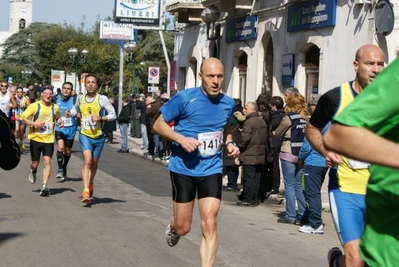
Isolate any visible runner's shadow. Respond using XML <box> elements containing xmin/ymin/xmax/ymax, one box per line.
<box><xmin>89</xmin><ymin>197</ymin><xmax>126</xmax><ymax>206</ymax></box>
<box><xmin>0</xmin><ymin>233</ymin><xmax>25</xmax><ymax>245</ymax></box>
<box><xmin>0</xmin><ymin>192</ymin><xmax>12</xmax><ymax>199</ymax></box>
<box><xmin>32</xmin><ymin>188</ymin><xmax>76</xmax><ymax>195</ymax></box>
<box><xmin>61</xmin><ymin>177</ymin><xmax>81</xmax><ymax>182</ymax></box>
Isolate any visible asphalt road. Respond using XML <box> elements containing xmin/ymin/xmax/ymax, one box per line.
<box><xmin>0</xmin><ymin>138</ymin><xmax>341</xmax><ymax>267</ymax></box>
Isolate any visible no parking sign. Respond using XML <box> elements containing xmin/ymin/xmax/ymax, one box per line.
<box><xmin>148</xmin><ymin>67</ymin><xmax>160</xmax><ymax>84</ymax></box>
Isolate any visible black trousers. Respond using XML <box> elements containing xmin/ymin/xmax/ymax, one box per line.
<box><xmin>242</xmin><ymin>164</ymin><xmax>263</xmax><ymax>205</ymax></box>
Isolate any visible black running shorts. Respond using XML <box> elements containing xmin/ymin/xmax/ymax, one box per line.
<box><xmin>170</xmin><ymin>172</ymin><xmax>222</xmax><ymax>203</ymax></box>
<box><xmin>55</xmin><ymin>131</ymin><xmax>74</xmax><ymax>148</ymax></box>
<box><xmin>30</xmin><ymin>140</ymin><xmax>54</xmax><ymax>161</ymax></box>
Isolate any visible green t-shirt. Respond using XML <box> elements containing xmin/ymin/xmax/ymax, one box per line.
<box><xmin>334</xmin><ymin>57</ymin><xmax>399</xmax><ymax>267</ymax></box>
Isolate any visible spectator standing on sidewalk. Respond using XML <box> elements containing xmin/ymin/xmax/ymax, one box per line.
<box><xmin>236</xmin><ymin>101</ymin><xmax>267</xmax><ymax>206</ymax></box>
<box><xmin>21</xmin><ymin>86</ymin><xmax>64</xmax><ymax>196</ymax></box>
<box><xmin>153</xmin><ymin>57</ymin><xmax>239</xmax><ymax>267</ymax></box>
<box><xmin>135</xmin><ymin>95</ymin><xmax>148</xmax><ymax>150</ymax></box>
<box><xmin>324</xmin><ymin>56</ymin><xmax>399</xmax><ymax>267</ymax></box>
<box><xmin>104</xmin><ymin>93</ymin><xmax>117</xmax><ymax>144</ymax></box>
<box><xmin>274</xmin><ymin>92</ymin><xmax>309</xmax><ymax>224</ymax></box>
<box><xmin>223</xmin><ymin>98</ymin><xmax>245</xmax><ymax>192</ymax></box>
<box><xmin>297</xmin><ymin>95</ymin><xmax>328</xmax><ymax>235</ymax></box>
<box><xmin>130</xmin><ymin>94</ymin><xmax>141</xmax><ymax>138</ymax></box>
<box><xmin>267</xmin><ymin>96</ymin><xmax>286</xmax><ymax>195</ymax></box>
<box><xmin>117</xmin><ymin>96</ymin><xmax>131</xmax><ymax>153</ymax></box>
<box><xmin>305</xmin><ymin>44</ymin><xmax>385</xmax><ymax>267</ymax></box>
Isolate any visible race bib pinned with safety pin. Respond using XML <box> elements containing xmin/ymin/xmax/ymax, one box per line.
<box><xmin>198</xmin><ymin>131</ymin><xmax>223</xmax><ymax>156</ymax></box>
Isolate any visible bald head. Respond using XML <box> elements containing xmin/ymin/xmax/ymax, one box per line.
<box><xmin>200</xmin><ymin>57</ymin><xmax>224</xmax><ymax>73</ymax></box>
<box><xmin>199</xmin><ymin>57</ymin><xmax>225</xmax><ymax>98</ymax></box>
<box><xmin>355</xmin><ymin>44</ymin><xmax>385</xmax><ymax>62</ymax></box>
<box><xmin>353</xmin><ymin>44</ymin><xmax>385</xmax><ymax>90</ymax></box>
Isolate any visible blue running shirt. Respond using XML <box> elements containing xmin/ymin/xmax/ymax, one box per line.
<box><xmin>160</xmin><ymin>87</ymin><xmax>235</xmax><ymax>177</ymax></box>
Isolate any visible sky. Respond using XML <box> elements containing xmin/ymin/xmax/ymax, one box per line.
<box><xmin>0</xmin><ymin>0</ymin><xmax>116</xmax><ymax>31</ymax></box>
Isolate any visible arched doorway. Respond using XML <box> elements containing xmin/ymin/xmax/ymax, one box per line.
<box><xmin>264</xmin><ymin>37</ymin><xmax>274</xmax><ymax>93</ymax></box>
<box><xmin>305</xmin><ymin>46</ymin><xmax>320</xmax><ymax>101</ymax></box>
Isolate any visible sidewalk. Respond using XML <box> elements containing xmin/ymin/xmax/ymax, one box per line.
<box><xmin>112</xmin><ymin>128</ymin><xmax>330</xmax><ymax>211</ymax></box>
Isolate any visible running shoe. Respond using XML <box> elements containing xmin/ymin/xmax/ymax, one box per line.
<box><xmin>39</xmin><ymin>184</ymin><xmax>50</xmax><ymax>196</ymax></box>
<box><xmin>165</xmin><ymin>224</ymin><xmax>180</xmax><ymax>247</ymax></box>
<box><xmin>28</xmin><ymin>170</ymin><xmax>36</xmax><ymax>184</ymax></box>
<box><xmin>55</xmin><ymin>172</ymin><xmax>64</xmax><ymax>180</ymax></box>
<box><xmin>89</xmin><ymin>183</ymin><xmax>94</xmax><ymax>198</ymax></box>
<box><xmin>298</xmin><ymin>224</ymin><xmax>324</xmax><ymax>234</ymax></box>
<box><xmin>60</xmin><ymin>171</ymin><xmax>66</xmax><ymax>182</ymax></box>
<box><xmin>82</xmin><ymin>190</ymin><xmax>90</xmax><ymax>203</ymax></box>
<box><xmin>328</xmin><ymin>247</ymin><xmax>343</xmax><ymax>267</ymax></box>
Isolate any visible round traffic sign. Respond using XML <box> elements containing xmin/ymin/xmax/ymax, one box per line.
<box><xmin>149</xmin><ymin>68</ymin><xmax>159</xmax><ymax>77</ymax></box>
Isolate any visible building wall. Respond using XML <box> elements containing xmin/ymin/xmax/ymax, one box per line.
<box><xmin>173</xmin><ymin>0</ymin><xmax>399</xmax><ymax>102</ymax></box>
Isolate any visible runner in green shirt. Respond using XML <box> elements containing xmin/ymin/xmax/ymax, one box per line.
<box><xmin>324</xmin><ymin>57</ymin><xmax>399</xmax><ymax>267</ymax></box>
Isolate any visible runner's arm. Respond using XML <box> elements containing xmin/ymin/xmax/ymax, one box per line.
<box><xmin>324</xmin><ymin>123</ymin><xmax>399</xmax><ymax>169</ymax></box>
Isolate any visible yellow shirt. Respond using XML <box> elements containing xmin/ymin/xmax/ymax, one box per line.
<box><xmin>335</xmin><ymin>82</ymin><xmax>369</xmax><ymax>195</ymax></box>
<box><xmin>21</xmin><ymin>102</ymin><xmax>60</xmax><ymax>143</ymax></box>
<box><xmin>80</xmin><ymin>94</ymin><xmax>103</xmax><ymax>139</ymax></box>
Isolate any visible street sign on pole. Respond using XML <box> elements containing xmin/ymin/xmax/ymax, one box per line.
<box><xmin>148</xmin><ymin>86</ymin><xmax>159</xmax><ymax>93</ymax></box>
<box><xmin>148</xmin><ymin>67</ymin><xmax>160</xmax><ymax>84</ymax></box>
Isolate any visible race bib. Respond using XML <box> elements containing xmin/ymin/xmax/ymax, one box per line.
<box><xmin>62</xmin><ymin>117</ymin><xmax>73</xmax><ymax>127</ymax></box>
<box><xmin>83</xmin><ymin>116</ymin><xmax>97</xmax><ymax>130</ymax></box>
<box><xmin>347</xmin><ymin>158</ymin><xmax>370</xmax><ymax>169</ymax></box>
<box><xmin>198</xmin><ymin>131</ymin><xmax>223</xmax><ymax>156</ymax></box>
<box><xmin>38</xmin><ymin>123</ymin><xmax>53</xmax><ymax>134</ymax></box>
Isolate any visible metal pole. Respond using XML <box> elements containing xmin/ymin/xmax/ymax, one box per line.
<box><xmin>159</xmin><ymin>30</ymin><xmax>170</xmax><ymax>96</ymax></box>
<box><xmin>118</xmin><ymin>44</ymin><xmax>125</xmax><ymax>114</ymax></box>
<box><xmin>74</xmin><ymin>62</ymin><xmax>78</xmax><ymax>94</ymax></box>
<box><xmin>132</xmin><ymin>60</ymin><xmax>135</xmax><ymax>96</ymax></box>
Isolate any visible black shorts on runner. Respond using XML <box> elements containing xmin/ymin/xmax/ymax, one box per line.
<box><xmin>170</xmin><ymin>172</ymin><xmax>222</xmax><ymax>203</ymax></box>
<box><xmin>55</xmin><ymin>131</ymin><xmax>74</xmax><ymax>148</ymax></box>
<box><xmin>30</xmin><ymin>140</ymin><xmax>54</xmax><ymax>161</ymax></box>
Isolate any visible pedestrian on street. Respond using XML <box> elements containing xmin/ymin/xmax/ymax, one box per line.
<box><xmin>324</xmin><ymin>56</ymin><xmax>399</xmax><ymax>267</ymax></box>
<box><xmin>153</xmin><ymin>57</ymin><xmax>240</xmax><ymax>267</ymax></box>
<box><xmin>117</xmin><ymin>96</ymin><xmax>131</xmax><ymax>153</ymax></box>
<box><xmin>305</xmin><ymin>44</ymin><xmax>385</xmax><ymax>267</ymax></box>
<box><xmin>236</xmin><ymin>101</ymin><xmax>267</xmax><ymax>206</ymax></box>
<box><xmin>130</xmin><ymin>94</ymin><xmax>141</xmax><ymax>138</ymax></box>
<box><xmin>74</xmin><ymin>74</ymin><xmax>116</xmax><ymax>203</ymax></box>
<box><xmin>21</xmin><ymin>86</ymin><xmax>64</xmax><ymax>196</ymax></box>
<box><xmin>54</xmin><ymin>82</ymin><xmax>77</xmax><ymax>182</ymax></box>
<box><xmin>274</xmin><ymin>92</ymin><xmax>309</xmax><ymax>224</ymax></box>
<box><xmin>135</xmin><ymin>95</ymin><xmax>148</xmax><ymax>150</ymax></box>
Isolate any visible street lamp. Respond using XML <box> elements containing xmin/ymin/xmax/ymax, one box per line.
<box><xmin>201</xmin><ymin>5</ymin><xmax>221</xmax><ymax>58</ymax></box>
<box><xmin>68</xmin><ymin>48</ymin><xmax>88</xmax><ymax>93</ymax></box>
<box><xmin>123</xmin><ymin>42</ymin><xmax>137</xmax><ymax>96</ymax></box>
<box><xmin>21</xmin><ymin>70</ymin><xmax>32</xmax><ymax>87</ymax></box>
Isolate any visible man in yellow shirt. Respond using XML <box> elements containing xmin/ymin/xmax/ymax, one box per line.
<box><xmin>21</xmin><ymin>86</ymin><xmax>63</xmax><ymax>196</ymax></box>
<box><xmin>74</xmin><ymin>74</ymin><xmax>116</xmax><ymax>203</ymax></box>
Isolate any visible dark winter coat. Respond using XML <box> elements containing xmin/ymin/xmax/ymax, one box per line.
<box><xmin>223</xmin><ymin>111</ymin><xmax>246</xmax><ymax>167</ymax></box>
<box><xmin>135</xmin><ymin>101</ymin><xmax>147</xmax><ymax>124</ymax></box>
<box><xmin>271</xmin><ymin>108</ymin><xmax>286</xmax><ymax>148</ymax></box>
<box><xmin>238</xmin><ymin>112</ymin><xmax>268</xmax><ymax>166</ymax></box>
<box><xmin>118</xmin><ymin>104</ymin><xmax>131</xmax><ymax>124</ymax></box>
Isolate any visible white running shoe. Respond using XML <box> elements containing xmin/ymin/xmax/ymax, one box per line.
<box><xmin>298</xmin><ymin>224</ymin><xmax>324</xmax><ymax>234</ymax></box>
<box><xmin>28</xmin><ymin>170</ymin><xmax>36</xmax><ymax>184</ymax></box>
<box><xmin>39</xmin><ymin>184</ymin><xmax>50</xmax><ymax>196</ymax></box>
<box><xmin>165</xmin><ymin>224</ymin><xmax>180</xmax><ymax>247</ymax></box>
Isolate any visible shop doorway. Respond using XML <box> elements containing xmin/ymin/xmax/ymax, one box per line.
<box><xmin>305</xmin><ymin>46</ymin><xmax>320</xmax><ymax>102</ymax></box>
